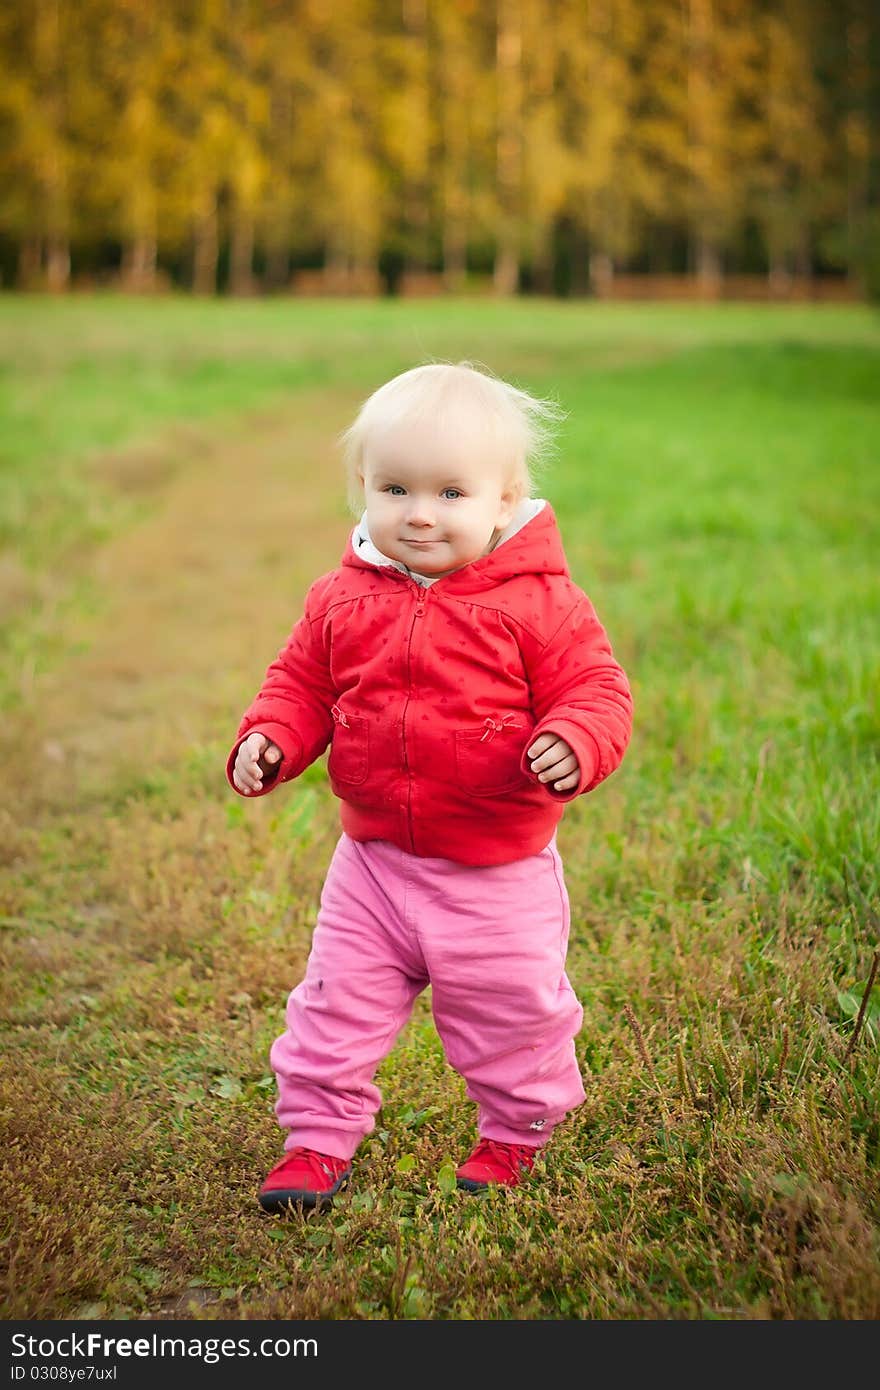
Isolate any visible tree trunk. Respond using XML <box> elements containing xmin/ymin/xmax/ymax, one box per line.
<box><xmin>440</xmin><ymin>7</ymin><xmax>469</xmax><ymax>293</ymax></box>
<box><xmin>325</xmin><ymin>238</ymin><xmax>350</xmax><ymax>290</ymax></box>
<box><xmin>589</xmin><ymin>250</ymin><xmax>614</xmax><ymax>298</ymax></box>
<box><xmin>45</xmin><ymin>236</ymin><xmax>70</xmax><ymax>292</ymax></box>
<box><xmin>767</xmin><ymin>246</ymin><xmax>792</xmax><ymax>298</ymax></box>
<box><xmin>193</xmin><ymin>192</ymin><xmax>218</xmax><ymax>295</ymax></box>
<box><xmin>845</xmin><ymin>12</ymin><xmax>870</xmax><ymax>296</ymax></box>
<box><xmin>229</xmin><ymin>208</ymin><xmax>256</xmax><ymax>295</ymax></box>
<box><xmin>442</xmin><ymin>211</ymin><xmax>467</xmax><ymax>293</ymax></box>
<box><xmin>685</xmin><ymin>0</ymin><xmax>723</xmax><ymax>301</ymax></box>
<box><xmin>402</xmin><ymin>0</ymin><xmax>429</xmax><ymax>275</ymax></box>
<box><xmin>695</xmin><ymin>235</ymin><xmax>722</xmax><ymax>298</ymax></box>
<box><xmin>494</xmin><ymin>244</ymin><xmax>519</xmax><ymax>296</ymax></box>
<box><xmin>36</xmin><ymin>0</ymin><xmax>69</xmax><ymax>293</ymax></box>
<box><xmin>265</xmin><ymin>78</ymin><xmax>293</xmax><ymax>292</ymax></box>
<box><xmin>122</xmin><ymin>234</ymin><xmax>158</xmax><ymax>291</ymax></box>
<box><xmin>494</xmin><ymin>0</ymin><xmax>522</xmax><ymax>295</ymax></box>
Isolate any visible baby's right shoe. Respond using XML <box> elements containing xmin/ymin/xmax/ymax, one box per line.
<box><xmin>258</xmin><ymin>1146</ymin><xmax>351</xmax><ymax>1212</ymax></box>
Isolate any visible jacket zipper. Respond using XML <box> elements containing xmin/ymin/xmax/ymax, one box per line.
<box><xmin>401</xmin><ymin>586</ymin><xmax>426</xmax><ymax>853</ymax></box>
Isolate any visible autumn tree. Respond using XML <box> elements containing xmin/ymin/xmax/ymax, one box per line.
<box><xmin>0</xmin><ymin>0</ymin><xmax>875</xmax><ymax>295</ymax></box>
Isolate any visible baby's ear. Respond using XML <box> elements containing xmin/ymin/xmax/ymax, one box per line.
<box><xmin>348</xmin><ymin>469</ymin><xmax>366</xmax><ymax>515</ymax></box>
<box><xmin>498</xmin><ymin>480</ymin><xmax>523</xmax><ymax>526</ymax></box>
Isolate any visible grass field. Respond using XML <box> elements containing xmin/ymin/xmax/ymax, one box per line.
<box><xmin>1</xmin><ymin>295</ymin><xmax>878</xmax><ymax>1319</ymax></box>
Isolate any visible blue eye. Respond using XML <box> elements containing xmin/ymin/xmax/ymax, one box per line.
<box><xmin>442</xmin><ymin>488</ymin><xmax>462</xmax><ymax>500</ymax></box>
<box><xmin>384</xmin><ymin>485</ymin><xmax>406</xmax><ymax>496</ymax></box>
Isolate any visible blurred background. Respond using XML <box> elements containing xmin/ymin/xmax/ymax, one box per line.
<box><xmin>1</xmin><ymin>0</ymin><xmax>878</xmax><ymax>301</ymax></box>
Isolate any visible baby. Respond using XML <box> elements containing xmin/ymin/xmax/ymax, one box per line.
<box><xmin>227</xmin><ymin>361</ymin><xmax>633</xmax><ymax>1211</ymax></box>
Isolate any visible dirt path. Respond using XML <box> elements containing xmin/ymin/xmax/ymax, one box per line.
<box><xmin>0</xmin><ymin>384</ymin><xmax>381</xmax><ymax>1318</ymax></box>
<box><xmin>10</xmin><ymin>385</ymin><xmax>362</xmax><ymax>816</ymax></box>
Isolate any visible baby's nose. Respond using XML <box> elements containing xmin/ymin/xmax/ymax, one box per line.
<box><xmin>407</xmin><ymin>498</ymin><xmax>435</xmax><ymax>525</ymax></box>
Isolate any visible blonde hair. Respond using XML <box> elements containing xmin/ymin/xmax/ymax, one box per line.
<box><xmin>338</xmin><ymin>360</ymin><xmax>567</xmax><ymax>515</ymax></box>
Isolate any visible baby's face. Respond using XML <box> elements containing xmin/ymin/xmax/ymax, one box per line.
<box><xmin>359</xmin><ymin>417</ymin><xmax>519</xmax><ymax>579</ymax></box>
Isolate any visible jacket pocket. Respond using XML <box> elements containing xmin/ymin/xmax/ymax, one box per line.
<box><xmin>454</xmin><ymin>715</ymin><xmax>529</xmax><ymax>797</ymax></box>
<box><xmin>328</xmin><ymin>704</ymin><xmax>369</xmax><ymax>786</ymax></box>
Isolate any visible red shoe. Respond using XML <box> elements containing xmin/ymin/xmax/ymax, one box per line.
<box><xmin>258</xmin><ymin>1146</ymin><xmax>352</xmax><ymax>1212</ymax></box>
<box><xmin>455</xmin><ymin>1139</ymin><xmax>538</xmax><ymax>1192</ymax></box>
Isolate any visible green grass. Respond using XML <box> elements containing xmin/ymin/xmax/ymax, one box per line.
<box><xmin>1</xmin><ymin>295</ymin><xmax>878</xmax><ymax>1319</ymax></box>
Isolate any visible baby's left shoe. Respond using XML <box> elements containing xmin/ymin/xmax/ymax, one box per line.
<box><xmin>455</xmin><ymin>1139</ymin><xmax>538</xmax><ymax>1191</ymax></box>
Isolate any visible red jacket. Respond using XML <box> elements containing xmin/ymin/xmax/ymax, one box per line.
<box><xmin>226</xmin><ymin>504</ymin><xmax>632</xmax><ymax>865</ymax></box>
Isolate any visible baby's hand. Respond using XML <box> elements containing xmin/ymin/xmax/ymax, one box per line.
<box><xmin>233</xmin><ymin>732</ymin><xmax>282</xmax><ymax>794</ymax></box>
<box><xmin>527</xmin><ymin>732</ymin><xmax>580</xmax><ymax>794</ymax></box>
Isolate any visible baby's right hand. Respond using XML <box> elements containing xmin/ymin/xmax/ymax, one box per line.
<box><xmin>233</xmin><ymin>732</ymin><xmax>282</xmax><ymax>794</ymax></box>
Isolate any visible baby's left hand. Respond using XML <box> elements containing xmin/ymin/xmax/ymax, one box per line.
<box><xmin>527</xmin><ymin>732</ymin><xmax>580</xmax><ymax>793</ymax></box>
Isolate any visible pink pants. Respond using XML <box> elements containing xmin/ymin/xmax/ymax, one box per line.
<box><xmin>270</xmin><ymin>832</ymin><xmax>586</xmax><ymax>1160</ymax></box>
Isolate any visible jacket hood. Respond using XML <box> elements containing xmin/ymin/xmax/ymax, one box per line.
<box><xmin>341</xmin><ymin>498</ymin><xmax>570</xmax><ymax>594</ymax></box>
